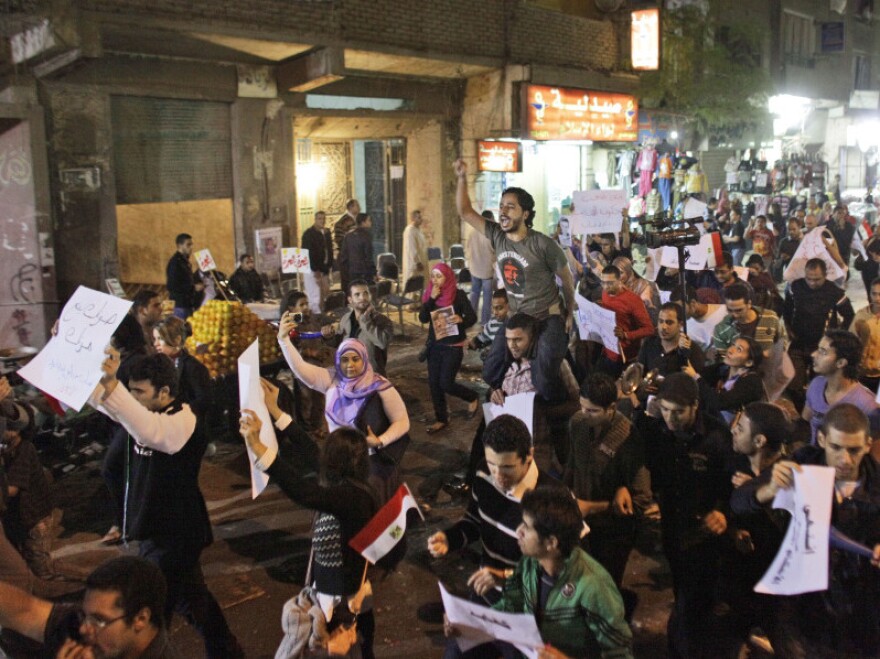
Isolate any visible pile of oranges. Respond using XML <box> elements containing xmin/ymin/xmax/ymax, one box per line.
<box><xmin>185</xmin><ymin>301</ymin><xmax>280</xmax><ymax>378</ymax></box>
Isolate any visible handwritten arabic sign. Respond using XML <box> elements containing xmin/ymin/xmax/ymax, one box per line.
<box><xmin>281</xmin><ymin>247</ymin><xmax>310</xmax><ymax>274</ymax></box>
<box><xmin>439</xmin><ymin>582</ymin><xmax>544</xmax><ymax>659</ymax></box>
<box><xmin>237</xmin><ymin>339</ymin><xmax>278</xmax><ymax>499</ymax></box>
<box><xmin>478</xmin><ymin>140</ymin><xmax>522</xmax><ymax>173</ymax></box>
<box><xmin>783</xmin><ymin>228</ymin><xmax>847</xmax><ymax>282</ymax></box>
<box><xmin>523</xmin><ymin>84</ymin><xmax>638</xmax><ymax>142</ymax></box>
<box><xmin>569</xmin><ymin>190</ymin><xmax>626</xmax><ymax>235</ymax></box>
<box><xmin>195</xmin><ymin>249</ymin><xmax>217</xmax><ymax>272</ymax></box>
<box><xmin>755</xmin><ymin>465</ymin><xmax>834</xmax><ymax>596</ymax></box>
<box><xmin>575</xmin><ymin>293</ymin><xmax>618</xmax><ymax>355</ymax></box>
<box><xmin>19</xmin><ymin>286</ymin><xmax>132</xmax><ymax>411</ymax></box>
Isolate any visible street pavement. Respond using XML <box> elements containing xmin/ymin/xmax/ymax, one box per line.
<box><xmin>38</xmin><ymin>276</ymin><xmax>871</xmax><ymax>657</ymax></box>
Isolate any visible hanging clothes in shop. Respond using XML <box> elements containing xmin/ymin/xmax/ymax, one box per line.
<box><xmin>685</xmin><ymin>164</ymin><xmax>708</xmax><ymax>197</ymax></box>
<box><xmin>637</xmin><ymin>144</ymin><xmax>658</xmax><ymax>197</ymax></box>
<box><xmin>657</xmin><ymin>153</ymin><xmax>674</xmax><ymax>211</ymax></box>
<box><xmin>646</xmin><ymin>189</ymin><xmax>662</xmax><ymax>217</ymax></box>
<box><xmin>618</xmin><ymin>150</ymin><xmax>635</xmax><ymax>201</ymax></box>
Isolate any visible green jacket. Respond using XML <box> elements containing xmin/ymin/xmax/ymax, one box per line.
<box><xmin>493</xmin><ymin>548</ymin><xmax>633</xmax><ymax>658</ymax></box>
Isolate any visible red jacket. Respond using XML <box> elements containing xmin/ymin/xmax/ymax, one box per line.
<box><xmin>600</xmin><ymin>289</ymin><xmax>654</xmax><ymax>362</ymax></box>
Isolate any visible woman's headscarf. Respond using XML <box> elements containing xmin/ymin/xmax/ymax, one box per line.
<box><xmin>422</xmin><ymin>262</ymin><xmax>457</xmax><ymax>307</ymax></box>
<box><xmin>326</xmin><ymin>338</ymin><xmax>392</xmax><ymax>427</ymax></box>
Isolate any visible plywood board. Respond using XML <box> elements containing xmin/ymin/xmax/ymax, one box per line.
<box><xmin>117</xmin><ymin>199</ymin><xmax>235</xmax><ymax>285</ymax></box>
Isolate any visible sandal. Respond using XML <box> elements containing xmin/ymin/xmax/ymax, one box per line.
<box><xmin>467</xmin><ymin>400</ymin><xmax>480</xmax><ymax>418</ymax></box>
<box><xmin>101</xmin><ymin>525</ymin><xmax>122</xmax><ymax>545</ymax></box>
<box><xmin>426</xmin><ymin>422</ymin><xmax>448</xmax><ymax>434</ymax></box>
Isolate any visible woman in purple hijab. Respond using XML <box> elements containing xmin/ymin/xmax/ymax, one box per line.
<box><xmin>277</xmin><ymin>315</ymin><xmax>410</xmax><ymax>501</ymax></box>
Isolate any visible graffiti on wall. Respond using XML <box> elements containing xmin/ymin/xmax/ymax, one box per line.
<box><xmin>0</xmin><ymin>122</ymin><xmax>46</xmax><ymax>347</ymax></box>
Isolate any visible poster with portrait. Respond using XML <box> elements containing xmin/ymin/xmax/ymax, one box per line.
<box><xmin>255</xmin><ymin>226</ymin><xmax>283</xmax><ymax>273</ymax></box>
<box><xmin>430</xmin><ymin>306</ymin><xmax>459</xmax><ymax>340</ymax></box>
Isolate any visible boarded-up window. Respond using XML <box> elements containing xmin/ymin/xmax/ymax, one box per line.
<box><xmin>111</xmin><ymin>97</ymin><xmax>231</xmax><ymax>203</ymax></box>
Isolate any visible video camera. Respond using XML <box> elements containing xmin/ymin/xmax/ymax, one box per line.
<box><xmin>639</xmin><ymin>212</ymin><xmax>702</xmax><ymax>249</ymax></box>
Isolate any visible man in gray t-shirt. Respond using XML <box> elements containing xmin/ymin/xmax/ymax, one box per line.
<box><xmin>488</xmin><ymin>221</ymin><xmax>568</xmax><ymax>319</ymax></box>
<box><xmin>455</xmin><ymin>158</ymin><xmax>575</xmax><ymax>402</ymax></box>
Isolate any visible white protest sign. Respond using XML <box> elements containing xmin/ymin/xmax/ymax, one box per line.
<box><xmin>657</xmin><ymin>233</ymin><xmax>720</xmax><ymax>271</ymax></box>
<box><xmin>482</xmin><ymin>392</ymin><xmax>535</xmax><ymax>439</ymax></box>
<box><xmin>440</xmin><ymin>582</ymin><xmax>544</xmax><ymax>659</ymax></box>
<box><xmin>195</xmin><ymin>249</ymin><xmax>217</xmax><ymax>272</ymax></box>
<box><xmin>19</xmin><ymin>286</ymin><xmax>132</xmax><ymax>411</ymax></box>
<box><xmin>644</xmin><ymin>248</ymin><xmax>662</xmax><ymax>281</ymax></box>
<box><xmin>237</xmin><ymin>339</ymin><xmax>279</xmax><ymax>499</ymax></box>
<box><xmin>783</xmin><ymin>229</ymin><xmax>847</xmax><ymax>282</ymax></box>
<box><xmin>687</xmin><ymin>233</ymin><xmax>719</xmax><ymax>270</ymax></box>
<box><xmin>570</xmin><ymin>189</ymin><xmax>626</xmax><ymax>235</ymax></box>
<box><xmin>683</xmin><ymin>197</ymin><xmax>707</xmax><ymax>220</ymax></box>
<box><xmin>575</xmin><ymin>293</ymin><xmax>618</xmax><ymax>355</ymax></box>
<box><xmin>755</xmin><ymin>465</ymin><xmax>835</xmax><ymax>596</ymax></box>
<box><xmin>281</xmin><ymin>247</ymin><xmax>311</xmax><ymax>274</ymax></box>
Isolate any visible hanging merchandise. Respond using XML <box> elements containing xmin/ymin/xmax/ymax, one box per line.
<box><xmin>657</xmin><ymin>152</ymin><xmax>674</xmax><ymax>211</ymax></box>
<box><xmin>636</xmin><ymin>143</ymin><xmax>658</xmax><ymax>197</ymax></box>
<box><xmin>618</xmin><ymin>150</ymin><xmax>635</xmax><ymax>200</ymax></box>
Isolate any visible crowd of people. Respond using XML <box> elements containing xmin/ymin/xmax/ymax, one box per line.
<box><xmin>0</xmin><ymin>158</ymin><xmax>880</xmax><ymax>658</ymax></box>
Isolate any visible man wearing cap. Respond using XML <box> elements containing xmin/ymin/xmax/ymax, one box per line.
<box><xmin>636</xmin><ymin>372</ymin><xmax>734</xmax><ymax>659</ymax></box>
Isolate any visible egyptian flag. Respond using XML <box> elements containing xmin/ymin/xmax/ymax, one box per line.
<box><xmin>42</xmin><ymin>392</ymin><xmax>66</xmax><ymax>416</ymax></box>
<box><xmin>707</xmin><ymin>231</ymin><xmax>724</xmax><ymax>268</ymax></box>
<box><xmin>349</xmin><ymin>483</ymin><xmax>423</xmax><ymax>563</ymax></box>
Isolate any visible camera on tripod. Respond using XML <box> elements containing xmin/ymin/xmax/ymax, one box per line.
<box><xmin>639</xmin><ymin>212</ymin><xmax>702</xmax><ymax>249</ymax></box>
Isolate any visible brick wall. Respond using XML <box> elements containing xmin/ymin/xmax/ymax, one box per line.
<box><xmin>77</xmin><ymin>0</ymin><xmax>619</xmax><ymax>72</ymax></box>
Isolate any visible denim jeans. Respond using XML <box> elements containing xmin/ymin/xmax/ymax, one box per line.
<box><xmin>469</xmin><ymin>276</ymin><xmax>494</xmax><ymax>326</ymax></box>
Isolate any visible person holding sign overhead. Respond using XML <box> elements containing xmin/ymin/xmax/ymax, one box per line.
<box><xmin>89</xmin><ymin>351</ymin><xmax>243</xmax><ymax>659</ymax></box>
<box><xmin>165</xmin><ymin>233</ymin><xmax>204</xmax><ymax>320</ymax></box>
<box><xmin>418</xmin><ymin>263</ymin><xmax>479</xmax><ymax>435</ymax></box>
<box><xmin>239</xmin><ymin>416</ymin><xmax>381</xmax><ymax>659</ymax></box>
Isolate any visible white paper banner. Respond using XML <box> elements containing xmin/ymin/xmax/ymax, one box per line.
<box><xmin>19</xmin><ymin>286</ymin><xmax>132</xmax><ymax>411</ymax></box>
<box><xmin>575</xmin><ymin>293</ymin><xmax>618</xmax><ymax>355</ymax></box>
<box><xmin>683</xmin><ymin>197</ymin><xmax>707</xmax><ymax>220</ymax></box>
<box><xmin>657</xmin><ymin>233</ymin><xmax>719</xmax><ymax>271</ymax></box>
<box><xmin>783</xmin><ymin>229</ymin><xmax>847</xmax><ymax>282</ymax></box>
<box><xmin>440</xmin><ymin>582</ymin><xmax>543</xmax><ymax>659</ymax></box>
<box><xmin>570</xmin><ymin>189</ymin><xmax>626</xmax><ymax>235</ymax></box>
<box><xmin>482</xmin><ymin>392</ymin><xmax>535</xmax><ymax>439</ymax></box>
<box><xmin>237</xmin><ymin>339</ymin><xmax>279</xmax><ymax>499</ymax></box>
<box><xmin>281</xmin><ymin>247</ymin><xmax>311</xmax><ymax>274</ymax></box>
<box><xmin>195</xmin><ymin>248</ymin><xmax>217</xmax><ymax>272</ymax></box>
<box><xmin>755</xmin><ymin>465</ymin><xmax>835</xmax><ymax>596</ymax></box>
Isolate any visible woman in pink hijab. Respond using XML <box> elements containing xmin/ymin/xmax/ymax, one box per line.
<box><xmin>417</xmin><ymin>263</ymin><xmax>479</xmax><ymax>433</ymax></box>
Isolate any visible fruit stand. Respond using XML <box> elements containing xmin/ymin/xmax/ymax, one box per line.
<box><xmin>185</xmin><ymin>300</ymin><xmax>280</xmax><ymax>378</ymax></box>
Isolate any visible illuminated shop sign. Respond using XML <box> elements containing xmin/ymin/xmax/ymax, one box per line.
<box><xmin>477</xmin><ymin>141</ymin><xmax>522</xmax><ymax>172</ymax></box>
<box><xmin>523</xmin><ymin>85</ymin><xmax>639</xmax><ymax>142</ymax></box>
<box><xmin>632</xmin><ymin>8</ymin><xmax>660</xmax><ymax>70</ymax></box>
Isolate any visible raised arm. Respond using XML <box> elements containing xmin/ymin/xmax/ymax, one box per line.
<box><xmin>277</xmin><ymin>312</ymin><xmax>333</xmax><ymax>393</ymax></box>
<box><xmin>454</xmin><ymin>159</ymin><xmax>487</xmax><ymax>233</ymax></box>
